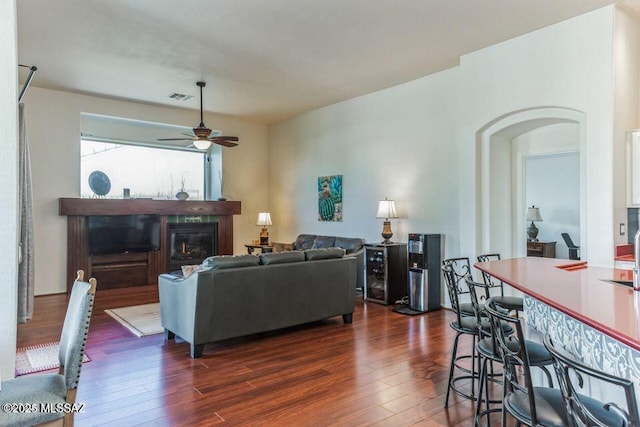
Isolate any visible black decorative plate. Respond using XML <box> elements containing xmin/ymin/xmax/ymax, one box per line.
<box><xmin>88</xmin><ymin>171</ymin><xmax>111</xmax><ymax>196</ymax></box>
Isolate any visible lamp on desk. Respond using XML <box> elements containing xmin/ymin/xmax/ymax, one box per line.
<box><xmin>526</xmin><ymin>206</ymin><xmax>543</xmax><ymax>241</ymax></box>
<box><xmin>256</xmin><ymin>212</ymin><xmax>272</xmax><ymax>245</ymax></box>
<box><xmin>376</xmin><ymin>198</ymin><xmax>398</xmax><ymax>244</ymax></box>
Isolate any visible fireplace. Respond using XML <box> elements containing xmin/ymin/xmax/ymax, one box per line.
<box><xmin>167</xmin><ymin>222</ymin><xmax>218</xmax><ymax>272</ymax></box>
<box><xmin>60</xmin><ymin>199</ymin><xmax>240</xmax><ymax>291</ymax></box>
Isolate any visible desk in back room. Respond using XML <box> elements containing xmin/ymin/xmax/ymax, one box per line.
<box><xmin>526</xmin><ymin>240</ymin><xmax>556</xmax><ymax>258</ymax></box>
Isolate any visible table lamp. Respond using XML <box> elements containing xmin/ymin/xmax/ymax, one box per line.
<box><xmin>256</xmin><ymin>212</ymin><xmax>272</xmax><ymax>245</ymax></box>
<box><xmin>526</xmin><ymin>206</ymin><xmax>543</xmax><ymax>241</ymax></box>
<box><xmin>376</xmin><ymin>198</ymin><xmax>398</xmax><ymax>244</ymax></box>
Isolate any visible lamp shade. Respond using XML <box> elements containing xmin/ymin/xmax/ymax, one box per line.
<box><xmin>256</xmin><ymin>212</ymin><xmax>272</xmax><ymax>226</ymax></box>
<box><xmin>193</xmin><ymin>138</ymin><xmax>212</xmax><ymax>150</ymax></box>
<box><xmin>376</xmin><ymin>198</ymin><xmax>398</xmax><ymax>219</ymax></box>
<box><xmin>526</xmin><ymin>206</ymin><xmax>543</xmax><ymax>222</ymax></box>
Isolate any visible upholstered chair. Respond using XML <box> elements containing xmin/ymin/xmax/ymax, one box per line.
<box><xmin>0</xmin><ymin>270</ymin><xmax>96</xmax><ymax>427</ymax></box>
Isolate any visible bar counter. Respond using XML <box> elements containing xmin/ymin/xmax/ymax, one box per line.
<box><xmin>474</xmin><ymin>257</ymin><xmax>640</xmax><ymax>351</ymax></box>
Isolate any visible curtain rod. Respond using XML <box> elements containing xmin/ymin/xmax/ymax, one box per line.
<box><xmin>18</xmin><ymin>64</ymin><xmax>37</xmax><ymax>102</ymax></box>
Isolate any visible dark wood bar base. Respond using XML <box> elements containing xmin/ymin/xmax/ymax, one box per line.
<box><xmin>59</xmin><ymin>198</ymin><xmax>241</xmax><ymax>292</ymax></box>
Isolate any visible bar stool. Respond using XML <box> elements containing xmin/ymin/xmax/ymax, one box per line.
<box><xmin>442</xmin><ymin>260</ymin><xmax>481</xmax><ymax>407</ymax></box>
<box><xmin>443</xmin><ymin>257</ymin><xmax>475</xmax><ymax>317</ymax></box>
<box><xmin>477</xmin><ymin>253</ymin><xmax>524</xmax><ymax>314</ymax></box>
<box><xmin>543</xmin><ymin>334</ymin><xmax>640</xmax><ymax>426</ymax></box>
<box><xmin>466</xmin><ymin>280</ymin><xmax>554</xmax><ymax>426</ymax></box>
<box><xmin>484</xmin><ymin>297</ymin><xmax>568</xmax><ymax>426</ymax></box>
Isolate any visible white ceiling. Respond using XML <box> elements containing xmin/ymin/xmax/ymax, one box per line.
<box><xmin>16</xmin><ymin>0</ymin><xmax>639</xmax><ymax>124</ymax></box>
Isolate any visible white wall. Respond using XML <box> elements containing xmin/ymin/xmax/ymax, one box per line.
<box><xmin>0</xmin><ymin>0</ymin><xmax>18</xmax><ymax>380</ymax></box>
<box><xmin>460</xmin><ymin>6</ymin><xmax>616</xmax><ymax>266</ymax></box>
<box><xmin>614</xmin><ymin>7</ymin><xmax>640</xmax><ymax>244</ymax></box>
<box><xmin>269</xmin><ymin>68</ymin><xmax>462</xmax><ymax>258</ymax></box>
<box><xmin>22</xmin><ymin>87</ymin><xmax>269</xmax><ymax>295</ymax></box>
<box><xmin>488</xmin><ymin>134</ymin><xmax>513</xmax><ymax>256</ymax></box>
<box><xmin>270</xmin><ymin>6</ymin><xmax>626</xmax><ymax>268</ymax></box>
<box><xmin>526</xmin><ymin>152</ymin><xmax>580</xmax><ymax>259</ymax></box>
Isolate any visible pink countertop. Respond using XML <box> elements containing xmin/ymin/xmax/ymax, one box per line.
<box><xmin>615</xmin><ymin>244</ymin><xmax>634</xmax><ymax>262</ymax></box>
<box><xmin>474</xmin><ymin>257</ymin><xmax>640</xmax><ymax>351</ymax></box>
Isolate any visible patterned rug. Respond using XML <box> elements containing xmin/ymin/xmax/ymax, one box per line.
<box><xmin>105</xmin><ymin>303</ymin><xmax>163</xmax><ymax>337</ymax></box>
<box><xmin>15</xmin><ymin>341</ymin><xmax>90</xmax><ymax>376</ymax></box>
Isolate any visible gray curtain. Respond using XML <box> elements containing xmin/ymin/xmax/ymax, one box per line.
<box><xmin>18</xmin><ymin>103</ymin><xmax>35</xmax><ymax>323</ymax></box>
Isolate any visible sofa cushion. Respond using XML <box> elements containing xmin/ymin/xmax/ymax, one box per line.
<box><xmin>334</xmin><ymin>237</ymin><xmax>365</xmax><ymax>253</ymax></box>
<box><xmin>312</xmin><ymin>236</ymin><xmax>336</xmax><ymax>249</ymax></box>
<box><xmin>294</xmin><ymin>234</ymin><xmax>316</xmax><ymax>250</ymax></box>
<box><xmin>304</xmin><ymin>247</ymin><xmax>345</xmax><ymax>261</ymax></box>
<box><xmin>202</xmin><ymin>254</ymin><xmax>260</xmax><ymax>270</ymax></box>
<box><xmin>260</xmin><ymin>251</ymin><xmax>305</xmax><ymax>265</ymax></box>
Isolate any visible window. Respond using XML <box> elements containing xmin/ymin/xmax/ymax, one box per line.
<box><xmin>80</xmin><ymin>113</ymin><xmax>222</xmax><ymax>200</ymax></box>
<box><xmin>81</xmin><ymin>140</ymin><xmax>208</xmax><ymax>199</ymax></box>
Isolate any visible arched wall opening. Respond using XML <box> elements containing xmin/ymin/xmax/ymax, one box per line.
<box><xmin>476</xmin><ymin>107</ymin><xmax>586</xmax><ymax>260</ymax></box>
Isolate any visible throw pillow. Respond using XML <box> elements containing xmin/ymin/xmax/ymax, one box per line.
<box><xmin>181</xmin><ymin>264</ymin><xmax>202</xmax><ymax>278</ymax></box>
<box><xmin>272</xmin><ymin>242</ymin><xmax>294</xmax><ymax>252</ymax></box>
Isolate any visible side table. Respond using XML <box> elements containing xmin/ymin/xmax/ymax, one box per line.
<box><xmin>245</xmin><ymin>244</ymin><xmax>274</xmax><ymax>254</ymax></box>
<box><xmin>526</xmin><ymin>241</ymin><xmax>556</xmax><ymax>258</ymax></box>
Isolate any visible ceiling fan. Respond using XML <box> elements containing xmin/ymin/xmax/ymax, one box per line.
<box><xmin>157</xmin><ymin>81</ymin><xmax>239</xmax><ymax>150</ymax></box>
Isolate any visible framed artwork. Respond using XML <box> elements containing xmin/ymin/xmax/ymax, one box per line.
<box><xmin>318</xmin><ymin>175</ymin><xmax>342</xmax><ymax>222</ymax></box>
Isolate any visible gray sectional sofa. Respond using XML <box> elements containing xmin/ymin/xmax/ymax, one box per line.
<box><xmin>273</xmin><ymin>234</ymin><xmax>365</xmax><ymax>289</ymax></box>
<box><xmin>158</xmin><ymin>248</ymin><xmax>357</xmax><ymax>358</ymax></box>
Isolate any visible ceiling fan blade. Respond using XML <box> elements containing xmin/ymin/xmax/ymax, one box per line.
<box><xmin>211</xmin><ymin>138</ymin><xmax>239</xmax><ymax>148</ymax></box>
<box><xmin>157</xmin><ymin>137</ymin><xmax>194</xmax><ymax>141</ymax></box>
<box><xmin>216</xmin><ymin>136</ymin><xmax>239</xmax><ymax>142</ymax></box>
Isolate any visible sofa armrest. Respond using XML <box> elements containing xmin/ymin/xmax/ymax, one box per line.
<box><xmin>158</xmin><ymin>273</ymin><xmax>199</xmax><ymax>343</ymax></box>
<box><xmin>348</xmin><ymin>248</ymin><xmax>365</xmax><ymax>290</ymax></box>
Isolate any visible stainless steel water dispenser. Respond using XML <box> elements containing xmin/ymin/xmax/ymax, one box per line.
<box><xmin>408</xmin><ymin>233</ymin><xmax>442</xmax><ymax>312</ymax></box>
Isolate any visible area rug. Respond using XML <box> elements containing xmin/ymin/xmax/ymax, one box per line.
<box><xmin>105</xmin><ymin>303</ymin><xmax>163</xmax><ymax>337</ymax></box>
<box><xmin>15</xmin><ymin>342</ymin><xmax>90</xmax><ymax>376</ymax></box>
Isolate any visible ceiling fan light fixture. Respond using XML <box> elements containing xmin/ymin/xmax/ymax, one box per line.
<box><xmin>193</xmin><ymin>139</ymin><xmax>211</xmax><ymax>150</ymax></box>
<box><xmin>156</xmin><ymin>81</ymin><xmax>239</xmax><ymax>149</ymax></box>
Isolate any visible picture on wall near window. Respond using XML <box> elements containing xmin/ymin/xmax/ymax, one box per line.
<box><xmin>318</xmin><ymin>175</ymin><xmax>343</xmax><ymax>222</ymax></box>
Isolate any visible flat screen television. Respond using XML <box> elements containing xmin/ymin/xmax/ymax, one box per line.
<box><xmin>87</xmin><ymin>214</ymin><xmax>161</xmax><ymax>256</ymax></box>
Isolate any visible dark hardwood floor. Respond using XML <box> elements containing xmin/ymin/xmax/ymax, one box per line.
<box><xmin>17</xmin><ymin>286</ymin><xmax>514</xmax><ymax>426</ymax></box>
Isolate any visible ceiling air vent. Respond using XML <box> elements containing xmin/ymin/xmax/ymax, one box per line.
<box><xmin>168</xmin><ymin>92</ymin><xmax>193</xmax><ymax>102</ymax></box>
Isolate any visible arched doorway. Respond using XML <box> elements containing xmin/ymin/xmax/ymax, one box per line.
<box><xmin>476</xmin><ymin>107</ymin><xmax>586</xmax><ymax>259</ymax></box>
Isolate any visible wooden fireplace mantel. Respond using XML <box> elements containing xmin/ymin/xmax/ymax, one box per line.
<box><xmin>59</xmin><ymin>198</ymin><xmax>241</xmax><ymax>291</ymax></box>
<box><xmin>59</xmin><ymin>198</ymin><xmax>241</xmax><ymax>216</ymax></box>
